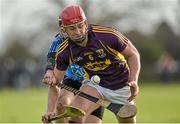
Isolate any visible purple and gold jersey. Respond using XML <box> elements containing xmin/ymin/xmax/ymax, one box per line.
<box><xmin>56</xmin><ymin>24</ymin><xmax>130</xmax><ymax>90</ymax></box>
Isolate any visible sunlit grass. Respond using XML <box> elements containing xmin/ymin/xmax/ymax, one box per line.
<box><xmin>0</xmin><ymin>82</ymin><xmax>180</xmax><ymax>123</ymax></box>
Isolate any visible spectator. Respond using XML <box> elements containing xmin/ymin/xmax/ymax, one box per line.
<box><xmin>157</xmin><ymin>52</ymin><xmax>177</xmax><ymax>84</ymax></box>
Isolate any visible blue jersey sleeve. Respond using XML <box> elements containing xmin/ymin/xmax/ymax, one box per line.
<box><xmin>45</xmin><ymin>34</ymin><xmax>64</xmax><ymax>71</ymax></box>
<box><xmin>47</xmin><ymin>34</ymin><xmax>64</xmax><ymax>54</ymax></box>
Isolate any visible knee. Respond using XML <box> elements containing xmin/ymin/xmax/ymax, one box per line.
<box><xmin>57</xmin><ymin>96</ymin><xmax>68</xmax><ymax>106</ymax></box>
<box><xmin>56</xmin><ymin>90</ymin><xmax>75</xmax><ymax>112</ymax></box>
<box><xmin>58</xmin><ymin>90</ymin><xmax>74</xmax><ymax>105</ymax></box>
<box><xmin>56</xmin><ymin>97</ymin><xmax>72</xmax><ymax>114</ymax></box>
<box><xmin>56</xmin><ymin>101</ymin><xmax>64</xmax><ymax>111</ymax></box>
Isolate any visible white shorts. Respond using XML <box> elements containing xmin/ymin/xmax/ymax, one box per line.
<box><xmin>86</xmin><ymin>81</ymin><xmax>133</xmax><ymax>105</ymax></box>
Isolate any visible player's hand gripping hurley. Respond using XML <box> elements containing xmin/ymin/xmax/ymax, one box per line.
<box><xmin>48</xmin><ymin>105</ymin><xmax>85</xmax><ymax>122</ymax></box>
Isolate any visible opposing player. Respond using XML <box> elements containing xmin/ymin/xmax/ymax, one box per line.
<box><xmin>53</xmin><ymin>4</ymin><xmax>141</xmax><ymax>123</ymax></box>
<box><xmin>42</xmin><ymin>19</ymin><xmax>104</xmax><ymax>123</ymax></box>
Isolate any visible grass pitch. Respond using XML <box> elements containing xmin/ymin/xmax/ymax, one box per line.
<box><xmin>0</xmin><ymin>82</ymin><xmax>180</xmax><ymax>123</ymax></box>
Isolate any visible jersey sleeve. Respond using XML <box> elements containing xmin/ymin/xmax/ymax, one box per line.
<box><xmin>55</xmin><ymin>54</ymin><xmax>69</xmax><ymax>71</ymax></box>
<box><xmin>45</xmin><ymin>34</ymin><xmax>64</xmax><ymax>71</ymax></box>
<box><xmin>47</xmin><ymin>34</ymin><xmax>64</xmax><ymax>54</ymax></box>
<box><xmin>55</xmin><ymin>41</ymin><xmax>70</xmax><ymax>71</ymax></box>
<box><xmin>95</xmin><ymin>26</ymin><xmax>128</xmax><ymax>53</ymax></box>
<box><xmin>112</xmin><ymin>29</ymin><xmax>128</xmax><ymax>52</ymax></box>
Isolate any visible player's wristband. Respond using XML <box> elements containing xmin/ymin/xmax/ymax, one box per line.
<box><xmin>45</xmin><ymin>65</ymin><xmax>54</xmax><ymax>71</ymax></box>
<box><xmin>45</xmin><ymin>57</ymin><xmax>55</xmax><ymax>72</ymax></box>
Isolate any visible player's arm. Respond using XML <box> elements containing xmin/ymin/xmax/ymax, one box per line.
<box><xmin>42</xmin><ymin>62</ymin><xmax>65</xmax><ymax>123</ymax></box>
<box><xmin>46</xmin><ymin>69</ymin><xmax>65</xmax><ymax>113</ymax></box>
<box><xmin>42</xmin><ymin>34</ymin><xmax>64</xmax><ymax>123</ymax></box>
<box><xmin>121</xmin><ymin>40</ymin><xmax>141</xmax><ymax>101</ymax></box>
<box><xmin>111</xmin><ymin>29</ymin><xmax>140</xmax><ymax>84</ymax></box>
<box><xmin>43</xmin><ymin>52</ymin><xmax>56</xmax><ymax>85</ymax></box>
<box><xmin>43</xmin><ymin>34</ymin><xmax>64</xmax><ymax>85</ymax></box>
<box><xmin>42</xmin><ymin>81</ymin><xmax>61</xmax><ymax>123</ymax></box>
<box><xmin>45</xmin><ymin>34</ymin><xmax>61</xmax><ymax>69</ymax></box>
<box><xmin>122</xmin><ymin>40</ymin><xmax>140</xmax><ymax>83</ymax></box>
<box><xmin>42</xmin><ymin>69</ymin><xmax>60</xmax><ymax>122</ymax></box>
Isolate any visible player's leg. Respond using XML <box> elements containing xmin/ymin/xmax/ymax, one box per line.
<box><xmin>85</xmin><ymin>81</ymin><xmax>136</xmax><ymax>123</ymax></box>
<box><xmin>116</xmin><ymin>100</ymin><xmax>136</xmax><ymax>123</ymax></box>
<box><xmin>69</xmin><ymin>84</ymin><xmax>102</xmax><ymax>123</ymax></box>
<box><xmin>55</xmin><ymin>78</ymin><xmax>81</xmax><ymax>123</ymax></box>
<box><xmin>116</xmin><ymin>115</ymin><xmax>136</xmax><ymax>123</ymax></box>
<box><xmin>49</xmin><ymin>85</ymin><xmax>103</xmax><ymax>123</ymax></box>
<box><xmin>99</xmin><ymin>85</ymin><xmax>136</xmax><ymax>123</ymax></box>
<box><xmin>55</xmin><ymin>89</ymin><xmax>74</xmax><ymax>123</ymax></box>
<box><xmin>85</xmin><ymin>107</ymin><xmax>104</xmax><ymax>123</ymax></box>
<box><xmin>63</xmin><ymin>79</ymin><xmax>104</xmax><ymax>123</ymax></box>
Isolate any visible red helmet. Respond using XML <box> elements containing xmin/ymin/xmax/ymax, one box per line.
<box><xmin>60</xmin><ymin>5</ymin><xmax>86</xmax><ymax>26</ymax></box>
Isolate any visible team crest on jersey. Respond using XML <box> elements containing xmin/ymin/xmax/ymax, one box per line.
<box><xmin>96</xmin><ymin>49</ymin><xmax>106</xmax><ymax>58</ymax></box>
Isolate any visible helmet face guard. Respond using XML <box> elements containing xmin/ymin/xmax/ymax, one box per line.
<box><xmin>70</xmin><ymin>34</ymin><xmax>86</xmax><ymax>43</ymax></box>
<box><xmin>64</xmin><ymin>20</ymin><xmax>88</xmax><ymax>43</ymax></box>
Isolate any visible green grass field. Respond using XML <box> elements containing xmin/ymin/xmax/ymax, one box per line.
<box><xmin>0</xmin><ymin>82</ymin><xmax>180</xmax><ymax>123</ymax></box>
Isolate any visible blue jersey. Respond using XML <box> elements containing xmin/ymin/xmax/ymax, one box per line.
<box><xmin>48</xmin><ymin>34</ymin><xmax>64</xmax><ymax>54</ymax></box>
<box><xmin>45</xmin><ymin>34</ymin><xmax>64</xmax><ymax>71</ymax></box>
<box><xmin>46</xmin><ymin>34</ymin><xmax>84</xmax><ymax>84</ymax></box>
